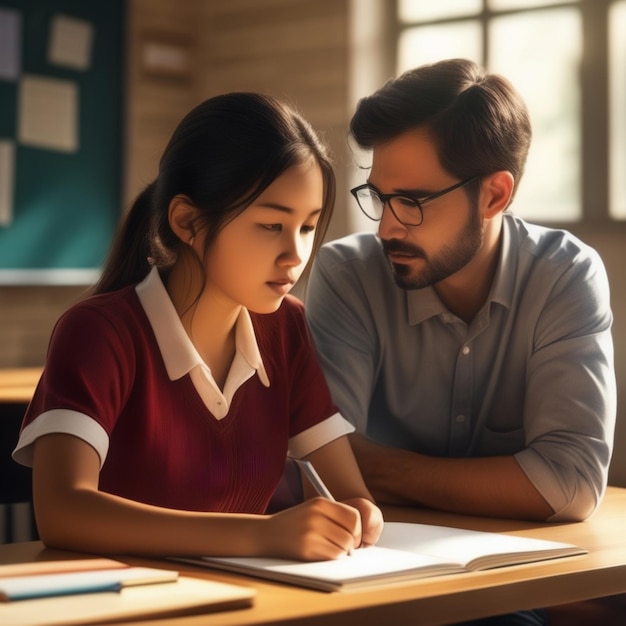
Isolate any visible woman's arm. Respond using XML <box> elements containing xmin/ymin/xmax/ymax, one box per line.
<box><xmin>33</xmin><ymin>433</ymin><xmax>364</xmax><ymax>561</ymax></box>
<box><xmin>304</xmin><ymin>436</ymin><xmax>384</xmax><ymax>547</ymax></box>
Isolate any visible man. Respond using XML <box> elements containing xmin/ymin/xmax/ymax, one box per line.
<box><xmin>305</xmin><ymin>57</ymin><xmax>617</xmax><ymax>616</ymax></box>
<box><xmin>306</xmin><ymin>57</ymin><xmax>617</xmax><ymax>625</ymax></box>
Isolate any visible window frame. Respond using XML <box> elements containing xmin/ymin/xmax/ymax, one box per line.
<box><xmin>392</xmin><ymin>0</ymin><xmax>624</xmax><ymax>236</ymax></box>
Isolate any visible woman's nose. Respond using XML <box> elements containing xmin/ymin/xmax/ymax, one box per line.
<box><xmin>278</xmin><ymin>235</ymin><xmax>305</xmax><ymax>267</ymax></box>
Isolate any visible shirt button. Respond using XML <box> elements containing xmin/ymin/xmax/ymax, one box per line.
<box><xmin>455</xmin><ymin>414</ymin><xmax>466</xmax><ymax>423</ymax></box>
<box><xmin>462</xmin><ymin>345</ymin><xmax>471</xmax><ymax>355</ymax></box>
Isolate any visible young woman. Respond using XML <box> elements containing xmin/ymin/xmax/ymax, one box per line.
<box><xmin>12</xmin><ymin>93</ymin><xmax>383</xmax><ymax>560</ymax></box>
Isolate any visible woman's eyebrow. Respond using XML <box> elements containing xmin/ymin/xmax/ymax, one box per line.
<box><xmin>256</xmin><ymin>203</ymin><xmax>323</xmax><ymax>218</ymax></box>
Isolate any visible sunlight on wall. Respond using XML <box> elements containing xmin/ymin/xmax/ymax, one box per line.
<box><xmin>347</xmin><ymin>0</ymin><xmax>388</xmax><ymax>233</ymax></box>
<box><xmin>610</xmin><ymin>0</ymin><xmax>626</xmax><ymax>218</ymax></box>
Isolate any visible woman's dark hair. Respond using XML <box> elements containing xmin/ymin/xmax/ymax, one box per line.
<box><xmin>350</xmin><ymin>58</ymin><xmax>531</xmax><ymax>198</ymax></box>
<box><xmin>93</xmin><ymin>92</ymin><xmax>335</xmax><ymax>294</ymax></box>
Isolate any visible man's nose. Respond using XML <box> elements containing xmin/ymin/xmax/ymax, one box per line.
<box><xmin>378</xmin><ymin>201</ymin><xmax>408</xmax><ymax>239</ymax></box>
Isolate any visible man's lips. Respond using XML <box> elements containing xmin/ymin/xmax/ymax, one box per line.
<box><xmin>387</xmin><ymin>252</ymin><xmax>416</xmax><ymax>260</ymax></box>
<box><xmin>381</xmin><ymin>240</ymin><xmax>425</xmax><ymax>261</ymax></box>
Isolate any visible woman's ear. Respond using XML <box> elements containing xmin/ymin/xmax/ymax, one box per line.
<box><xmin>168</xmin><ymin>195</ymin><xmax>198</xmax><ymax>245</ymax></box>
<box><xmin>481</xmin><ymin>171</ymin><xmax>514</xmax><ymax>220</ymax></box>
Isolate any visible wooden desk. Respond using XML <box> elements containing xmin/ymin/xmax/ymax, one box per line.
<box><xmin>0</xmin><ymin>367</ymin><xmax>41</xmax><ymax>534</ymax></box>
<box><xmin>0</xmin><ymin>367</ymin><xmax>41</xmax><ymax>403</ymax></box>
<box><xmin>1</xmin><ymin>487</ymin><xmax>625</xmax><ymax>625</ymax></box>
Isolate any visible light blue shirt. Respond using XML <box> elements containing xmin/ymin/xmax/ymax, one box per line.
<box><xmin>306</xmin><ymin>213</ymin><xmax>616</xmax><ymax>521</ymax></box>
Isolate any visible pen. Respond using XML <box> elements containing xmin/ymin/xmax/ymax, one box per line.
<box><xmin>294</xmin><ymin>459</ymin><xmax>354</xmax><ymax>555</ymax></box>
<box><xmin>294</xmin><ymin>459</ymin><xmax>336</xmax><ymax>501</ymax></box>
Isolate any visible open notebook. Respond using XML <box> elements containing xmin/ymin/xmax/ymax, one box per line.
<box><xmin>180</xmin><ymin>522</ymin><xmax>587</xmax><ymax>592</ymax></box>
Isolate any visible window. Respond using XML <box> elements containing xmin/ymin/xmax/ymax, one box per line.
<box><xmin>396</xmin><ymin>0</ymin><xmax>623</xmax><ymax>227</ymax></box>
<box><xmin>609</xmin><ymin>0</ymin><xmax>626</xmax><ymax>218</ymax></box>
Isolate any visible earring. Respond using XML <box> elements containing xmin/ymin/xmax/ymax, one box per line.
<box><xmin>188</xmin><ymin>236</ymin><xmax>195</xmax><ymax>247</ymax></box>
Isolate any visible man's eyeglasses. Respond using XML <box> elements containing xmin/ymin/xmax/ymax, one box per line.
<box><xmin>350</xmin><ymin>176</ymin><xmax>479</xmax><ymax>227</ymax></box>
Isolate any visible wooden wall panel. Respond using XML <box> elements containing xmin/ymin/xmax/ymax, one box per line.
<box><xmin>0</xmin><ymin>286</ymin><xmax>84</xmax><ymax>367</ymax></box>
<box><xmin>124</xmin><ymin>0</ymin><xmax>203</xmax><ymax>205</ymax></box>
<box><xmin>195</xmin><ymin>0</ymin><xmax>351</xmax><ymax>242</ymax></box>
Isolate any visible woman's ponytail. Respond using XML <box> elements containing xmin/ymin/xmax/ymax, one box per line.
<box><xmin>91</xmin><ymin>181</ymin><xmax>157</xmax><ymax>295</ymax></box>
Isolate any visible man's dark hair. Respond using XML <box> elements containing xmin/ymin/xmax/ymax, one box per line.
<box><xmin>350</xmin><ymin>58</ymin><xmax>532</xmax><ymax>196</ymax></box>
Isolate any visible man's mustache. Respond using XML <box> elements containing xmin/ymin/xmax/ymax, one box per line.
<box><xmin>381</xmin><ymin>239</ymin><xmax>426</xmax><ymax>258</ymax></box>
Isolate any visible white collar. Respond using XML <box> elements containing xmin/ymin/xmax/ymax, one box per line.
<box><xmin>135</xmin><ymin>267</ymin><xmax>270</xmax><ymax>387</ymax></box>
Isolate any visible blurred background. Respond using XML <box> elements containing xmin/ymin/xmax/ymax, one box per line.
<box><xmin>0</xmin><ymin>0</ymin><xmax>624</xmax><ymax>486</ymax></box>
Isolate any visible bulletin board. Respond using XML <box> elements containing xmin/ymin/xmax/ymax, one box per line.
<box><xmin>0</xmin><ymin>0</ymin><xmax>124</xmax><ymax>284</ymax></box>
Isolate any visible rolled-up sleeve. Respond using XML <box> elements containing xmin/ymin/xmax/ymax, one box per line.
<box><xmin>515</xmin><ymin>248</ymin><xmax>616</xmax><ymax>522</ymax></box>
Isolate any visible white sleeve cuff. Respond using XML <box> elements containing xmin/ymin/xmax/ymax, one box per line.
<box><xmin>288</xmin><ymin>412</ymin><xmax>355</xmax><ymax>459</ymax></box>
<box><xmin>12</xmin><ymin>409</ymin><xmax>110</xmax><ymax>469</ymax></box>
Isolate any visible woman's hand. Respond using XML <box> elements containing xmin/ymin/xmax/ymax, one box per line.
<box><xmin>263</xmin><ymin>497</ymin><xmax>362</xmax><ymax>561</ymax></box>
<box><xmin>341</xmin><ymin>497</ymin><xmax>384</xmax><ymax>547</ymax></box>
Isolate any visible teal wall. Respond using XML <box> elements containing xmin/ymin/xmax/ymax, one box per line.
<box><xmin>0</xmin><ymin>0</ymin><xmax>124</xmax><ymax>280</ymax></box>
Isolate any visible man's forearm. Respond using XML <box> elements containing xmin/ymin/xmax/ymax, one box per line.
<box><xmin>349</xmin><ymin>434</ymin><xmax>555</xmax><ymax>521</ymax></box>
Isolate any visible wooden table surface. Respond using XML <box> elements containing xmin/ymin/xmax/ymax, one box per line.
<box><xmin>2</xmin><ymin>487</ymin><xmax>626</xmax><ymax>625</ymax></box>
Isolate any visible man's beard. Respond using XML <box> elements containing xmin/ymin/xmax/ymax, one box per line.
<box><xmin>381</xmin><ymin>206</ymin><xmax>484</xmax><ymax>290</ymax></box>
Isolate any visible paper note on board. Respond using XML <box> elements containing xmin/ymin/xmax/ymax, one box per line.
<box><xmin>48</xmin><ymin>14</ymin><xmax>94</xmax><ymax>71</ymax></box>
<box><xmin>0</xmin><ymin>141</ymin><xmax>15</xmax><ymax>227</ymax></box>
<box><xmin>18</xmin><ymin>75</ymin><xmax>79</xmax><ymax>153</ymax></box>
<box><xmin>0</xmin><ymin>8</ymin><xmax>21</xmax><ymax>80</ymax></box>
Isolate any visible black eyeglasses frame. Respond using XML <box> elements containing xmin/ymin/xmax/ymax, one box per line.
<box><xmin>350</xmin><ymin>175</ymin><xmax>480</xmax><ymax>227</ymax></box>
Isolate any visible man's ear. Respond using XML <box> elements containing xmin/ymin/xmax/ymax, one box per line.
<box><xmin>481</xmin><ymin>171</ymin><xmax>514</xmax><ymax>220</ymax></box>
<box><xmin>168</xmin><ymin>195</ymin><xmax>198</xmax><ymax>245</ymax></box>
